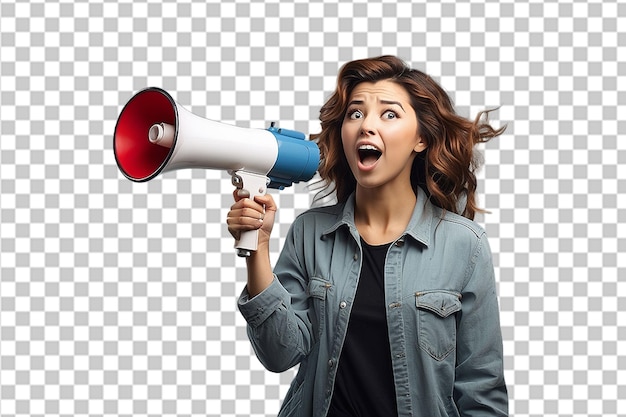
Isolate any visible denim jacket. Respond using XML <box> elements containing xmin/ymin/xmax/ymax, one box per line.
<box><xmin>238</xmin><ymin>188</ymin><xmax>508</xmax><ymax>417</ymax></box>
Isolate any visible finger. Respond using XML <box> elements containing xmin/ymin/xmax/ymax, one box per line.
<box><xmin>240</xmin><ymin>206</ymin><xmax>265</xmax><ymax>220</ymax></box>
<box><xmin>253</xmin><ymin>194</ymin><xmax>277</xmax><ymax>212</ymax></box>
<box><xmin>227</xmin><ymin>208</ymin><xmax>264</xmax><ymax>224</ymax></box>
<box><xmin>230</xmin><ymin>196</ymin><xmax>262</xmax><ymax>212</ymax></box>
<box><xmin>228</xmin><ymin>201</ymin><xmax>267</xmax><ymax>221</ymax></box>
<box><xmin>227</xmin><ymin>217</ymin><xmax>263</xmax><ymax>229</ymax></box>
<box><xmin>226</xmin><ymin>212</ymin><xmax>263</xmax><ymax>230</ymax></box>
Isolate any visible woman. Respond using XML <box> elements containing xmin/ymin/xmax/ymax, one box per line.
<box><xmin>227</xmin><ymin>55</ymin><xmax>508</xmax><ymax>417</ymax></box>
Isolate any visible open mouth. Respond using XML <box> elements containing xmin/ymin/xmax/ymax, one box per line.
<box><xmin>358</xmin><ymin>144</ymin><xmax>382</xmax><ymax>167</ymax></box>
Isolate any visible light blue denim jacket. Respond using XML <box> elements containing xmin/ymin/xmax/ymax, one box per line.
<box><xmin>238</xmin><ymin>188</ymin><xmax>508</xmax><ymax>417</ymax></box>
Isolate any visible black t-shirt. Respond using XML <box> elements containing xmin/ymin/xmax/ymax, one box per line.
<box><xmin>327</xmin><ymin>239</ymin><xmax>398</xmax><ymax>416</ymax></box>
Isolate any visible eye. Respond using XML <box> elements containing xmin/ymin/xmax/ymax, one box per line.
<box><xmin>347</xmin><ymin>109</ymin><xmax>364</xmax><ymax>120</ymax></box>
<box><xmin>383</xmin><ymin>110</ymin><xmax>397</xmax><ymax>119</ymax></box>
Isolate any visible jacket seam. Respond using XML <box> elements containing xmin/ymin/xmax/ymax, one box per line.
<box><xmin>462</xmin><ymin>232</ymin><xmax>486</xmax><ymax>289</ymax></box>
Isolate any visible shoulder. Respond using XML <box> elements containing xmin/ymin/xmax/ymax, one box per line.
<box><xmin>429</xmin><ymin>206</ymin><xmax>489</xmax><ymax>252</ymax></box>
<box><xmin>436</xmin><ymin>208</ymin><xmax>486</xmax><ymax>239</ymax></box>
<box><xmin>300</xmin><ymin>201</ymin><xmax>345</xmax><ymax>217</ymax></box>
<box><xmin>429</xmin><ymin>208</ymin><xmax>495</xmax><ymax>285</ymax></box>
<box><xmin>284</xmin><ymin>201</ymin><xmax>347</xmax><ymax>238</ymax></box>
<box><xmin>292</xmin><ymin>202</ymin><xmax>345</xmax><ymax>226</ymax></box>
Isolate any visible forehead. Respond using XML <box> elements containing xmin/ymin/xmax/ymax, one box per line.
<box><xmin>349</xmin><ymin>80</ymin><xmax>411</xmax><ymax>103</ymax></box>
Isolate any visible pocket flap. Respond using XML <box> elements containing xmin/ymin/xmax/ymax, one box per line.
<box><xmin>416</xmin><ymin>291</ymin><xmax>462</xmax><ymax>318</ymax></box>
<box><xmin>308</xmin><ymin>277</ymin><xmax>331</xmax><ymax>299</ymax></box>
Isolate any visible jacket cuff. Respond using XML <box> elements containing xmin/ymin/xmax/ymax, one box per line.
<box><xmin>237</xmin><ymin>276</ymin><xmax>290</xmax><ymax>328</ymax></box>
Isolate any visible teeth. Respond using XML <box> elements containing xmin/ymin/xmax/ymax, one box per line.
<box><xmin>357</xmin><ymin>144</ymin><xmax>382</xmax><ymax>165</ymax></box>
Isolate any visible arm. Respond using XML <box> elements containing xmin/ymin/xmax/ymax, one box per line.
<box><xmin>454</xmin><ymin>233</ymin><xmax>509</xmax><ymax>416</ymax></box>
<box><xmin>227</xmin><ymin>192</ymin><xmax>314</xmax><ymax>372</ymax></box>
<box><xmin>227</xmin><ymin>190</ymin><xmax>276</xmax><ymax>297</ymax></box>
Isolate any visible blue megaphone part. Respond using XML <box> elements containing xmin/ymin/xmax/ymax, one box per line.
<box><xmin>266</xmin><ymin>123</ymin><xmax>320</xmax><ymax>189</ymax></box>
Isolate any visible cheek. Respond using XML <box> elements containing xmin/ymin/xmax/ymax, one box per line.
<box><xmin>340</xmin><ymin>124</ymin><xmax>354</xmax><ymax>153</ymax></box>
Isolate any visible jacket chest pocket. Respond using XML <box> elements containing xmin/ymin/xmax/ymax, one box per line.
<box><xmin>308</xmin><ymin>277</ymin><xmax>332</xmax><ymax>338</ymax></box>
<box><xmin>415</xmin><ymin>290</ymin><xmax>462</xmax><ymax>361</ymax></box>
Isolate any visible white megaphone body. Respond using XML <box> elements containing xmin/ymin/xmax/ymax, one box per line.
<box><xmin>113</xmin><ymin>87</ymin><xmax>320</xmax><ymax>257</ymax></box>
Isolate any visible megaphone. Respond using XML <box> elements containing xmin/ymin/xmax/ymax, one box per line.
<box><xmin>113</xmin><ymin>87</ymin><xmax>320</xmax><ymax>257</ymax></box>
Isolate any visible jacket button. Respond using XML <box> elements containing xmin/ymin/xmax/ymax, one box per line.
<box><xmin>328</xmin><ymin>360</ymin><xmax>334</xmax><ymax>367</ymax></box>
<box><xmin>353</xmin><ymin>253</ymin><xmax>358</xmax><ymax>261</ymax></box>
<box><xmin>339</xmin><ymin>301</ymin><xmax>347</xmax><ymax>309</ymax></box>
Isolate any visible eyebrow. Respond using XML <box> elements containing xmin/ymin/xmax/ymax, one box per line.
<box><xmin>347</xmin><ymin>99</ymin><xmax>406</xmax><ymax>112</ymax></box>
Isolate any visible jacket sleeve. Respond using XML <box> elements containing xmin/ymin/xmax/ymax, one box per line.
<box><xmin>237</xmin><ymin>217</ymin><xmax>315</xmax><ymax>373</ymax></box>
<box><xmin>454</xmin><ymin>232</ymin><xmax>509</xmax><ymax>416</ymax></box>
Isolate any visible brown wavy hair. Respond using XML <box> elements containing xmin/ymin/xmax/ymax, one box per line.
<box><xmin>311</xmin><ymin>55</ymin><xmax>506</xmax><ymax>220</ymax></box>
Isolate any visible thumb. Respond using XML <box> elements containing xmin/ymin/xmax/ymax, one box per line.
<box><xmin>254</xmin><ymin>194</ymin><xmax>277</xmax><ymax>213</ymax></box>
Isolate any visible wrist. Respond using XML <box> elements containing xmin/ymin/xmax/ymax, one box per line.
<box><xmin>246</xmin><ymin>242</ymin><xmax>270</xmax><ymax>263</ymax></box>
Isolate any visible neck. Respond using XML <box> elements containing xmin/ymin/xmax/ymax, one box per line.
<box><xmin>353</xmin><ymin>184</ymin><xmax>417</xmax><ymax>245</ymax></box>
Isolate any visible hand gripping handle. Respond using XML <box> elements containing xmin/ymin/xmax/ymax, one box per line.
<box><xmin>230</xmin><ymin>170</ymin><xmax>270</xmax><ymax>257</ymax></box>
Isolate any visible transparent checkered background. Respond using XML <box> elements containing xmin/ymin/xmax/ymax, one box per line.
<box><xmin>1</xmin><ymin>1</ymin><xmax>624</xmax><ymax>416</ymax></box>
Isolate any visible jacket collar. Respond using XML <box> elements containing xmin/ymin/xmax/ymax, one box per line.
<box><xmin>322</xmin><ymin>187</ymin><xmax>435</xmax><ymax>247</ymax></box>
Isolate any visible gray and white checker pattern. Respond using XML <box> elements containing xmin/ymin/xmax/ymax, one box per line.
<box><xmin>0</xmin><ymin>1</ymin><xmax>624</xmax><ymax>416</ymax></box>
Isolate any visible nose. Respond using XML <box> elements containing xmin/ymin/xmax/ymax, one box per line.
<box><xmin>360</xmin><ymin>114</ymin><xmax>376</xmax><ymax>136</ymax></box>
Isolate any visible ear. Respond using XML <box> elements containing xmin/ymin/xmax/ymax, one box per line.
<box><xmin>413</xmin><ymin>136</ymin><xmax>427</xmax><ymax>153</ymax></box>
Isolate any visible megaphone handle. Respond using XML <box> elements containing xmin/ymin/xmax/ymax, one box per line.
<box><xmin>231</xmin><ymin>170</ymin><xmax>270</xmax><ymax>257</ymax></box>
